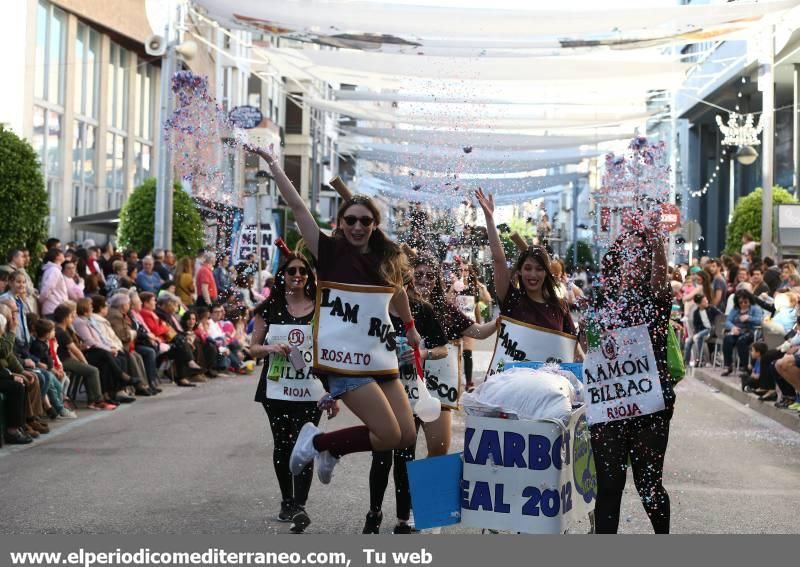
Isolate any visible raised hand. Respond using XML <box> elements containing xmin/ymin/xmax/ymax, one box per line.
<box><xmin>475</xmin><ymin>187</ymin><xmax>494</xmax><ymax>218</ymax></box>
<box><xmin>244</xmin><ymin>143</ymin><xmax>276</xmax><ymax>166</ymax></box>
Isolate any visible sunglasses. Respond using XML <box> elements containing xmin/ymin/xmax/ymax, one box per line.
<box><xmin>286</xmin><ymin>267</ymin><xmax>308</xmax><ymax>276</ymax></box>
<box><xmin>414</xmin><ymin>271</ymin><xmax>436</xmax><ymax>281</ymax></box>
<box><xmin>343</xmin><ymin>215</ymin><xmax>375</xmax><ymax>227</ymax></box>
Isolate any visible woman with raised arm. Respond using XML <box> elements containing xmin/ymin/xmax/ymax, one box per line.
<box><xmin>249</xmin><ymin>145</ymin><xmax>422</xmax><ymax>486</ymax></box>
<box><xmin>590</xmin><ymin>229</ymin><xmax>675</xmax><ymax>534</ymax></box>
<box><xmin>475</xmin><ymin>188</ymin><xmax>582</xmax><ymax>375</ymax></box>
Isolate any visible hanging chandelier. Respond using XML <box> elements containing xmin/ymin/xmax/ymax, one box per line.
<box><xmin>715</xmin><ymin>112</ymin><xmax>764</xmax><ymax>147</ymax></box>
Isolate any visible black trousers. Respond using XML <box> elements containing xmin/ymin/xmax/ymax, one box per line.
<box><xmin>0</xmin><ymin>379</ymin><xmax>26</xmax><ymax>428</ymax></box>
<box><xmin>463</xmin><ymin>350</ymin><xmax>473</xmax><ymax>387</ymax></box>
<box><xmin>262</xmin><ymin>399</ymin><xmax>322</xmax><ymax>506</ymax></box>
<box><xmin>84</xmin><ymin>348</ymin><xmax>127</xmax><ymax>394</ymax></box>
<box><xmin>590</xmin><ymin>408</ymin><xmax>673</xmax><ymax>534</ymax></box>
<box><xmin>369</xmin><ymin>419</ymin><xmax>420</xmax><ymax>521</ymax></box>
<box><xmin>723</xmin><ymin>332</ymin><xmax>754</xmax><ymax>368</ymax></box>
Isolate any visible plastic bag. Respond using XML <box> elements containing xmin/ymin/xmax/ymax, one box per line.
<box><xmin>666</xmin><ymin>324</ymin><xmax>685</xmax><ymax>383</ymax></box>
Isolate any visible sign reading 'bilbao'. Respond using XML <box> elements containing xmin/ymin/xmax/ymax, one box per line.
<box><xmin>583</xmin><ymin>324</ymin><xmax>666</xmax><ymax>424</ymax></box>
<box><xmin>461</xmin><ymin>407</ymin><xmax>596</xmax><ymax>534</ymax></box>
<box><xmin>313</xmin><ymin>281</ymin><xmax>399</xmax><ymax>376</ymax></box>
<box><xmin>486</xmin><ymin>316</ymin><xmax>576</xmax><ymax>378</ymax></box>
<box><xmin>265</xmin><ymin>324</ymin><xmax>326</xmax><ymax>403</ymax></box>
<box><xmin>400</xmin><ymin>342</ymin><xmax>463</xmax><ymax>411</ymax></box>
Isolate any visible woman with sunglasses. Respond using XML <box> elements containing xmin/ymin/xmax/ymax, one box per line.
<box><xmin>446</xmin><ymin>261</ymin><xmax>492</xmax><ymax>392</ymax></box>
<box><xmin>251</xmin><ymin>253</ymin><xmax>336</xmax><ymax>533</ymax></box>
<box><xmin>248</xmin><ymin>145</ymin><xmax>422</xmax><ymax>489</ymax></box>
<box><xmin>475</xmin><ymin>188</ymin><xmax>582</xmax><ymax>370</ymax></box>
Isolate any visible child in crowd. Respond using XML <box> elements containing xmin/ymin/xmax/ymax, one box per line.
<box><xmin>30</xmin><ymin>318</ymin><xmax>77</xmax><ymax>419</ymax></box>
<box><xmin>743</xmin><ymin>342</ymin><xmax>768</xmax><ymax>392</ymax></box>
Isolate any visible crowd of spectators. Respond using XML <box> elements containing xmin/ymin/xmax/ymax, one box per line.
<box><xmin>0</xmin><ymin>238</ymin><xmax>262</xmax><ymax>446</ymax></box>
<box><xmin>670</xmin><ymin>234</ymin><xmax>800</xmax><ymax>414</ymax></box>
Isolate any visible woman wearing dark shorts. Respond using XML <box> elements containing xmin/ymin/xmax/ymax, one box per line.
<box><xmin>591</xmin><ymin>229</ymin><xmax>675</xmax><ymax>534</ymax></box>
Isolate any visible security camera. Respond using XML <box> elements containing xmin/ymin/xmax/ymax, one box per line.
<box><xmin>145</xmin><ymin>34</ymin><xmax>166</xmax><ymax>56</ymax></box>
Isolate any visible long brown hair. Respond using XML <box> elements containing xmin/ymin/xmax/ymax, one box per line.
<box><xmin>513</xmin><ymin>246</ymin><xmax>568</xmax><ymax>315</ymax></box>
<box><xmin>334</xmin><ymin>195</ymin><xmax>408</xmax><ymax>290</ymax></box>
<box><xmin>255</xmin><ymin>253</ymin><xmax>317</xmax><ymax>321</ymax></box>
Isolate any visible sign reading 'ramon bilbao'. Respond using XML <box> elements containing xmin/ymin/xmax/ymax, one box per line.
<box><xmin>265</xmin><ymin>324</ymin><xmax>326</xmax><ymax>402</ymax></box>
<box><xmin>583</xmin><ymin>324</ymin><xmax>665</xmax><ymax>424</ymax></box>
<box><xmin>313</xmin><ymin>281</ymin><xmax>399</xmax><ymax>376</ymax></box>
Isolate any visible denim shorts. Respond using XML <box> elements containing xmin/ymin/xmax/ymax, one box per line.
<box><xmin>327</xmin><ymin>375</ymin><xmax>377</xmax><ymax>399</ymax></box>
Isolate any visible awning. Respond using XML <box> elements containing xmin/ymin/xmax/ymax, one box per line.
<box><xmin>68</xmin><ymin>209</ymin><xmax>121</xmax><ymax>235</ymax></box>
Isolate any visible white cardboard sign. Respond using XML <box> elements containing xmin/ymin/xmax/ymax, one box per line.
<box><xmin>265</xmin><ymin>324</ymin><xmax>326</xmax><ymax>402</ymax></box>
<box><xmin>461</xmin><ymin>406</ymin><xmax>596</xmax><ymax>534</ymax></box>
<box><xmin>401</xmin><ymin>342</ymin><xmax>463</xmax><ymax>411</ymax></box>
<box><xmin>487</xmin><ymin>316</ymin><xmax>576</xmax><ymax>378</ymax></box>
<box><xmin>583</xmin><ymin>324</ymin><xmax>666</xmax><ymax>425</ymax></box>
<box><xmin>313</xmin><ymin>281</ymin><xmax>399</xmax><ymax>376</ymax></box>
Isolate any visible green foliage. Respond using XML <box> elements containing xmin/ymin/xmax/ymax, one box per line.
<box><xmin>725</xmin><ymin>186</ymin><xmax>796</xmax><ymax>255</ymax></box>
<box><xmin>117</xmin><ymin>178</ymin><xmax>204</xmax><ymax>258</ymax></box>
<box><xmin>0</xmin><ymin>125</ymin><xmax>49</xmax><ymax>267</ymax></box>
<box><xmin>284</xmin><ymin>208</ymin><xmax>331</xmax><ymax>253</ymax></box>
<box><xmin>565</xmin><ymin>240</ymin><xmax>594</xmax><ymax>272</ymax></box>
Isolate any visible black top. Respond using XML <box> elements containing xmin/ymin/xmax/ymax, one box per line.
<box><xmin>315</xmin><ymin>231</ymin><xmax>389</xmax><ymax>287</ymax></box>
<box><xmin>254</xmin><ymin>299</ymin><xmax>315</xmax><ymax>404</ymax></box>
<box><xmin>501</xmin><ymin>287</ymin><xmax>576</xmax><ymax>336</ymax></box>
<box><xmin>55</xmin><ymin>327</ymin><xmax>74</xmax><ymax>361</ymax></box>
<box><xmin>29</xmin><ymin>338</ymin><xmax>53</xmax><ymax>370</ymax></box>
<box><xmin>391</xmin><ymin>300</ymin><xmax>448</xmax><ymax>382</ymax></box>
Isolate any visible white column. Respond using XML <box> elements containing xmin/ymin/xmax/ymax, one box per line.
<box><xmin>760</xmin><ymin>24</ymin><xmax>775</xmax><ymax>259</ymax></box>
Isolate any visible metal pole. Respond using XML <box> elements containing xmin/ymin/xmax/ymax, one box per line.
<box><xmin>154</xmin><ymin>0</ymin><xmax>176</xmax><ymax>252</ymax></box>
<box><xmin>793</xmin><ymin>63</ymin><xmax>800</xmax><ymax>194</ymax></box>
<box><xmin>571</xmin><ymin>182</ymin><xmax>579</xmax><ymax>268</ymax></box>
<box><xmin>761</xmin><ymin>24</ymin><xmax>775</xmax><ymax>259</ymax></box>
<box><xmin>255</xmin><ymin>192</ymin><xmax>262</xmax><ymax>290</ymax></box>
<box><xmin>729</xmin><ymin>158</ymin><xmax>735</xmax><ymax>222</ymax></box>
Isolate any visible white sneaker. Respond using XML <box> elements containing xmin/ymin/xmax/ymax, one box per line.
<box><xmin>58</xmin><ymin>408</ymin><xmax>78</xmax><ymax>419</ymax></box>
<box><xmin>290</xmin><ymin>422</ymin><xmax>320</xmax><ymax>476</ymax></box>
<box><xmin>315</xmin><ymin>450</ymin><xmax>338</xmax><ymax>484</ymax></box>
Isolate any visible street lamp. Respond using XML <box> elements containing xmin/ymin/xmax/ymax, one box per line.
<box><xmin>735</xmin><ymin>145</ymin><xmax>759</xmax><ymax>166</ymax></box>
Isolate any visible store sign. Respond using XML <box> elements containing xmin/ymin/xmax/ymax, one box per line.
<box><xmin>229</xmin><ymin>105</ymin><xmax>263</xmax><ymax>129</ymax></box>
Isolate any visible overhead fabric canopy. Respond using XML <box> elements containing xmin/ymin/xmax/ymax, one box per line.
<box><xmin>265</xmin><ymin>47</ymin><xmax>689</xmax><ymax>84</ymax></box>
<box><xmin>340</xmin><ymin>128</ymin><xmax>632</xmax><ymax>150</ymax></box>
<box><xmin>196</xmin><ymin>0</ymin><xmax>796</xmax><ymax>51</ymax></box>
<box><xmin>368</xmin><ymin>171</ymin><xmax>586</xmax><ymax>194</ymax></box>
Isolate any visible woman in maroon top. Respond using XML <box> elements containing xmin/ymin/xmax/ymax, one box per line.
<box><xmin>476</xmin><ymin>188</ymin><xmax>582</xmax><ymax>363</ymax></box>
<box><xmin>249</xmin><ymin>144</ymin><xmax>422</xmax><ymax>487</ymax></box>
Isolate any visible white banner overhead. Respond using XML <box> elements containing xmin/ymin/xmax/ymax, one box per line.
<box><xmin>340</xmin><ymin>128</ymin><xmax>632</xmax><ymax>150</ymax></box>
<box><xmin>368</xmin><ymin>172</ymin><xmax>586</xmax><ymax>195</ymax></box>
<box><xmin>357</xmin><ymin>152</ymin><xmax>596</xmax><ymax>175</ymax></box>
<box><xmin>196</xmin><ymin>0</ymin><xmax>796</xmax><ymax>45</ymax></box>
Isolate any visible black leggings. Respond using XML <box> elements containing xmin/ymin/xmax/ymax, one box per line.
<box><xmin>369</xmin><ymin>420</ymin><xmax>420</xmax><ymax>521</ymax></box>
<box><xmin>262</xmin><ymin>399</ymin><xmax>322</xmax><ymax>506</ymax></box>
<box><xmin>590</xmin><ymin>408</ymin><xmax>673</xmax><ymax>534</ymax></box>
<box><xmin>463</xmin><ymin>350</ymin><xmax>473</xmax><ymax>387</ymax></box>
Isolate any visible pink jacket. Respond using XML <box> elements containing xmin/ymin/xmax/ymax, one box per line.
<box><xmin>39</xmin><ymin>262</ymin><xmax>69</xmax><ymax>316</ymax></box>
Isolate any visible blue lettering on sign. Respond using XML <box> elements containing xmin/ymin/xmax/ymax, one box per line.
<box><xmin>461</xmin><ymin>480</ymin><xmax>511</xmax><ymax>514</ymax></box>
<box><xmin>465</xmin><ymin>428</ymin><xmax>567</xmax><ymax>470</ymax></box>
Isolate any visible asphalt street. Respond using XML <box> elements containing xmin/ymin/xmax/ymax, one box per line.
<box><xmin>1</xmin><ymin>352</ymin><xmax>800</xmax><ymax>534</ymax></box>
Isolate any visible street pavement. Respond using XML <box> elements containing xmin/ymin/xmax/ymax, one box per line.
<box><xmin>1</xmin><ymin>349</ymin><xmax>800</xmax><ymax>534</ymax></box>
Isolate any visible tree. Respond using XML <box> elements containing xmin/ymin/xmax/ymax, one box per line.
<box><xmin>0</xmin><ymin>125</ymin><xmax>49</xmax><ymax>266</ymax></box>
<box><xmin>565</xmin><ymin>240</ymin><xmax>594</xmax><ymax>272</ymax></box>
<box><xmin>725</xmin><ymin>186</ymin><xmax>796</xmax><ymax>255</ymax></box>
<box><xmin>117</xmin><ymin>178</ymin><xmax>204</xmax><ymax>258</ymax></box>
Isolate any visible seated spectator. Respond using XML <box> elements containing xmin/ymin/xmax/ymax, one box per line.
<box><xmin>107</xmin><ymin>292</ymin><xmax>160</xmax><ymax>395</ymax></box>
<box><xmin>209</xmin><ymin>303</ymin><xmax>245</xmax><ymax>373</ymax></box>
<box><xmin>186</xmin><ymin>308</ymin><xmax>218</xmax><ymax>377</ymax></box>
<box><xmin>104</xmin><ymin>260</ymin><xmax>130</xmax><ymax>296</ymax></box>
<box><xmin>83</xmin><ymin>273</ymin><xmax>101</xmax><ymax>297</ymax></box>
<box><xmin>742</xmin><ymin>341</ymin><xmax>768</xmax><ymax>392</ymax></box>
<box><xmin>773</xmin><ymin>339</ymin><xmax>800</xmax><ymax>409</ymax></box>
<box><xmin>126</xmin><ymin>262</ymin><xmax>139</xmax><ymax>288</ymax></box>
<box><xmin>725</xmin><ymin>282</ymin><xmax>753</xmax><ymax>314</ymax></box>
<box><xmin>0</xmin><ymin>303</ymin><xmax>48</xmax><ymax>438</ymax></box>
<box><xmin>136</xmin><ymin>255</ymin><xmax>164</xmax><ymax>293</ymax></box>
<box><xmin>52</xmin><ymin>302</ymin><xmax>112</xmax><ymax>410</ymax></box>
<box><xmin>152</xmin><ymin>249</ymin><xmax>172</xmax><ymax>282</ymax></box>
<box><xmin>91</xmin><ymin>295</ymin><xmax>151</xmax><ymax>398</ymax></box>
<box><xmin>138</xmin><ymin>292</ymin><xmax>201</xmax><ymax>387</ymax></box>
<box><xmin>0</xmin><ymin>312</ymin><xmax>33</xmax><ymax>444</ymax></box>
<box><xmin>72</xmin><ymin>297</ymin><xmax>135</xmax><ymax>404</ymax></box>
<box><xmin>0</xmin><ymin>271</ymin><xmax>9</xmax><ymax>296</ymax></box>
<box><xmin>62</xmin><ymin>260</ymin><xmax>85</xmax><ymax>301</ymax></box>
<box><xmin>684</xmin><ymin>294</ymin><xmax>722</xmax><ymax>366</ymax></box>
<box><xmin>39</xmin><ymin>248</ymin><xmax>68</xmax><ymax>319</ymax></box>
<box><xmin>721</xmin><ymin>290</ymin><xmax>764</xmax><ymax>377</ymax></box>
<box><xmin>749</xmin><ymin>266</ymin><xmax>770</xmax><ymax>296</ymax></box>
<box><xmin>29</xmin><ymin>318</ymin><xmax>76</xmax><ymax>418</ymax></box>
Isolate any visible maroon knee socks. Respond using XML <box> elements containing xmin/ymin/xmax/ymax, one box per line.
<box><xmin>313</xmin><ymin>426</ymin><xmax>373</xmax><ymax>458</ymax></box>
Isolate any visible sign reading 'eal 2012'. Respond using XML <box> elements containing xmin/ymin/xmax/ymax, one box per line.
<box><xmin>461</xmin><ymin>406</ymin><xmax>596</xmax><ymax>534</ymax></box>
